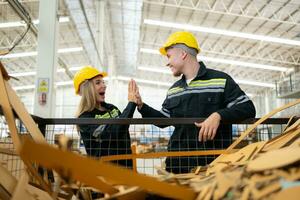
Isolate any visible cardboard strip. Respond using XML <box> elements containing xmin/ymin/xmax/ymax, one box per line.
<box><xmin>0</xmin><ymin>62</ymin><xmax>10</xmax><ymax>81</ymax></box>
<box><xmin>211</xmin><ymin>98</ymin><xmax>300</xmax><ymax>166</ymax></box>
<box><xmin>11</xmin><ymin>172</ymin><xmax>34</xmax><ymax>200</ymax></box>
<box><xmin>11</xmin><ymin>172</ymin><xmax>53</xmax><ymax>200</ymax></box>
<box><xmin>0</xmin><ymin>68</ymin><xmax>21</xmax><ymax>152</ymax></box>
<box><xmin>228</xmin><ymin>99</ymin><xmax>300</xmax><ymax>151</ymax></box>
<box><xmin>20</xmin><ymin>138</ymin><xmax>197</xmax><ymax>200</ymax></box>
<box><xmin>263</xmin><ymin>128</ymin><xmax>300</xmax><ymax>151</ymax></box>
<box><xmin>283</xmin><ymin>117</ymin><xmax>299</xmax><ymax>133</ymax></box>
<box><xmin>101</xmin><ymin>186</ymin><xmax>147</xmax><ymax>200</ymax></box>
<box><xmin>247</xmin><ymin>146</ymin><xmax>300</xmax><ymax>172</ymax></box>
<box><xmin>0</xmin><ymin>61</ymin><xmax>53</xmax><ymax>194</ymax></box>
<box><xmin>0</xmin><ymin>164</ymin><xmax>17</xmax><ymax>195</ymax></box>
<box><xmin>273</xmin><ymin>186</ymin><xmax>300</xmax><ymax>200</ymax></box>
<box><xmin>5</xmin><ymin>82</ymin><xmax>45</xmax><ymax>143</ymax></box>
<box><xmin>100</xmin><ymin>149</ymin><xmax>230</xmax><ymax>162</ymax></box>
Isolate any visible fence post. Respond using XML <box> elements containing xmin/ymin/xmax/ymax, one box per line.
<box><xmin>131</xmin><ymin>144</ymin><xmax>137</xmax><ymax>173</ymax></box>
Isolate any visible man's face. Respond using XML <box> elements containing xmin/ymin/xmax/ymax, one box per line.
<box><xmin>166</xmin><ymin>48</ymin><xmax>185</xmax><ymax>77</ymax></box>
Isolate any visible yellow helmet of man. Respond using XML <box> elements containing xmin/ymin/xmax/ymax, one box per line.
<box><xmin>73</xmin><ymin>66</ymin><xmax>107</xmax><ymax>95</ymax></box>
<box><xmin>159</xmin><ymin>31</ymin><xmax>200</xmax><ymax>56</ymax></box>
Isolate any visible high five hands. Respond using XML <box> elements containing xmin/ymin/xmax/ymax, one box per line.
<box><xmin>128</xmin><ymin>79</ymin><xmax>143</xmax><ymax>108</ymax></box>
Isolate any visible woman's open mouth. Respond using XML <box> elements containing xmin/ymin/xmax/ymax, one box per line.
<box><xmin>99</xmin><ymin>92</ymin><xmax>105</xmax><ymax>97</ymax></box>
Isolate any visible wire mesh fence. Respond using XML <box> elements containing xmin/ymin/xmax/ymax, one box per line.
<box><xmin>0</xmin><ymin>112</ymin><xmax>292</xmax><ymax>179</ymax></box>
<box><xmin>0</xmin><ymin>115</ymin><xmax>26</xmax><ymax>178</ymax></box>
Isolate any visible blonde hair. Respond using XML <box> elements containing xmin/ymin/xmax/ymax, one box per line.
<box><xmin>75</xmin><ymin>80</ymin><xmax>98</xmax><ymax>117</ymax></box>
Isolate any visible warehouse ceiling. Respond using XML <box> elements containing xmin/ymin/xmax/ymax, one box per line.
<box><xmin>0</xmin><ymin>0</ymin><xmax>299</xmax><ymax>97</ymax></box>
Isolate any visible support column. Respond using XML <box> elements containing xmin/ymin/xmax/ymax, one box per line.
<box><xmin>33</xmin><ymin>0</ymin><xmax>59</xmax><ymax>118</ymax></box>
<box><xmin>95</xmin><ymin>0</ymin><xmax>105</xmax><ymax>70</ymax></box>
<box><xmin>264</xmin><ymin>91</ymin><xmax>270</xmax><ymax>115</ymax></box>
<box><xmin>106</xmin><ymin>54</ymin><xmax>117</xmax><ymax>102</ymax></box>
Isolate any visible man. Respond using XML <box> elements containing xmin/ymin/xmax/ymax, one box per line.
<box><xmin>135</xmin><ymin>31</ymin><xmax>256</xmax><ymax>173</ymax></box>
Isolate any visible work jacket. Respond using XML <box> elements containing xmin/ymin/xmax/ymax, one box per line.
<box><xmin>78</xmin><ymin>102</ymin><xmax>136</xmax><ymax>168</ymax></box>
<box><xmin>138</xmin><ymin>62</ymin><xmax>256</xmax><ymax>173</ymax></box>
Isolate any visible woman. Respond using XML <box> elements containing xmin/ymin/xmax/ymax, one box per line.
<box><xmin>74</xmin><ymin>66</ymin><xmax>137</xmax><ymax>168</ymax></box>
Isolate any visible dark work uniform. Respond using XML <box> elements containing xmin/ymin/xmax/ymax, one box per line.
<box><xmin>78</xmin><ymin>102</ymin><xmax>136</xmax><ymax>168</ymax></box>
<box><xmin>138</xmin><ymin>62</ymin><xmax>256</xmax><ymax>173</ymax></box>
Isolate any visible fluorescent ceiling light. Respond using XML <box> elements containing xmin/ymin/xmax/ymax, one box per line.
<box><xmin>57</xmin><ymin>67</ymin><xmax>82</xmax><ymax>73</ymax></box>
<box><xmin>144</xmin><ymin>19</ymin><xmax>300</xmax><ymax>47</ymax></box>
<box><xmin>13</xmin><ymin>85</ymin><xmax>35</xmax><ymax>90</ymax></box>
<box><xmin>138</xmin><ymin>65</ymin><xmax>274</xmax><ymax>88</ymax></box>
<box><xmin>13</xmin><ymin>81</ymin><xmax>74</xmax><ymax>90</ymax></box>
<box><xmin>235</xmin><ymin>79</ymin><xmax>275</xmax><ymax>88</ymax></box>
<box><xmin>13</xmin><ymin>77</ymin><xmax>108</xmax><ymax>91</ymax></box>
<box><xmin>54</xmin><ymin>78</ymin><xmax>108</xmax><ymax>86</ymax></box>
<box><xmin>3</xmin><ymin>51</ymin><xmax>37</xmax><ymax>58</ymax></box>
<box><xmin>140</xmin><ymin>48</ymin><xmax>289</xmax><ymax>72</ymax></box>
<box><xmin>9</xmin><ymin>66</ymin><xmax>84</xmax><ymax>77</ymax></box>
<box><xmin>138</xmin><ymin>66</ymin><xmax>171</xmax><ymax>74</ymax></box>
<box><xmin>9</xmin><ymin>71</ymin><xmax>36</xmax><ymax>77</ymax></box>
<box><xmin>58</xmin><ymin>47</ymin><xmax>83</xmax><ymax>53</ymax></box>
<box><xmin>58</xmin><ymin>16</ymin><xmax>70</xmax><ymax>23</ymax></box>
<box><xmin>0</xmin><ymin>16</ymin><xmax>70</xmax><ymax>29</ymax></box>
<box><xmin>56</xmin><ymin>81</ymin><xmax>73</xmax><ymax>86</ymax></box>
<box><xmin>198</xmin><ymin>56</ymin><xmax>288</xmax><ymax>72</ymax></box>
<box><xmin>0</xmin><ymin>21</ymin><xmax>24</xmax><ymax>28</ymax></box>
<box><xmin>140</xmin><ymin>48</ymin><xmax>158</xmax><ymax>54</ymax></box>
<box><xmin>32</xmin><ymin>17</ymin><xmax>70</xmax><ymax>24</ymax></box>
<box><xmin>0</xmin><ymin>47</ymin><xmax>83</xmax><ymax>59</ymax></box>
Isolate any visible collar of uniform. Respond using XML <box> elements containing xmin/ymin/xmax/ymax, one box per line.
<box><xmin>196</xmin><ymin>61</ymin><xmax>207</xmax><ymax>78</ymax></box>
<box><xmin>181</xmin><ymin>61</ymin><xmax>207</xmax><ymax>83</ymax></box>
<box><xmin>100</xmin><ymin>102</ymin><xmax>113</xmax><ymax>111</ymax></box>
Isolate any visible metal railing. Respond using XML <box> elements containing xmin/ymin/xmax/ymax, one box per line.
<box><xmin>0</xmin><ymin>108</ymin><xmax>293</xmax><ymax>177</ymax></box>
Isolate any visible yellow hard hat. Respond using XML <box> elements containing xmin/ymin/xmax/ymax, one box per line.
<box><xmin>73</xmin><ymin>66</ymin><xmax>107</xmax><ymax>94</ymax></box>
<box><xmin>159</xmin><ymin>31</ymin><xmax>200</xmax><ymax>56</ymax></box>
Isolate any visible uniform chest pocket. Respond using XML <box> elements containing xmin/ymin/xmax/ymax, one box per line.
<box><xmin>198</xmin><ymin>94</ymin><xmax>220</xmax><ymax>104</ymax></box>
<box><xmin>187</xmin><ymin>94</ymin><xmax>222</xmax><ymax>117</ymax></box>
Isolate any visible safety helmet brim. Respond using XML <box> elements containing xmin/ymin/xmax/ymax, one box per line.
<box><xmin>73</xmin><ymin>66</ymin><xmax>107</xmax><ymax>95</ymax></box>
<box><xmin>159</xmin><ymin>31</ymin><xmax>200</xmax><ymax>56</ymax></box>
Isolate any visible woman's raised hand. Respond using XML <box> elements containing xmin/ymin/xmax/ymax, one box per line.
<box><xmin>128</xmin><ymin>79</ymin><xmax>143</xmax><ymax>108</ymax></box>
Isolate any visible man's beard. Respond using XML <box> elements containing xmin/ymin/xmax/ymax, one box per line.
<box><xmin>173</xmin><ymin>71</ymin><xmax>181</xmax><ymax>77</ymax></box>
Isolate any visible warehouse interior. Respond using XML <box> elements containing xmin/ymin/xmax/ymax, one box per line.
<box><xmin>0</xmin><ymin>0</ymin><xmax>299</xmax><ymax>118</ymax></box>
<box><xmin>0</xmin><ymin>0</ymin><xmax>300</xmax><ymax>199</ymax></box>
